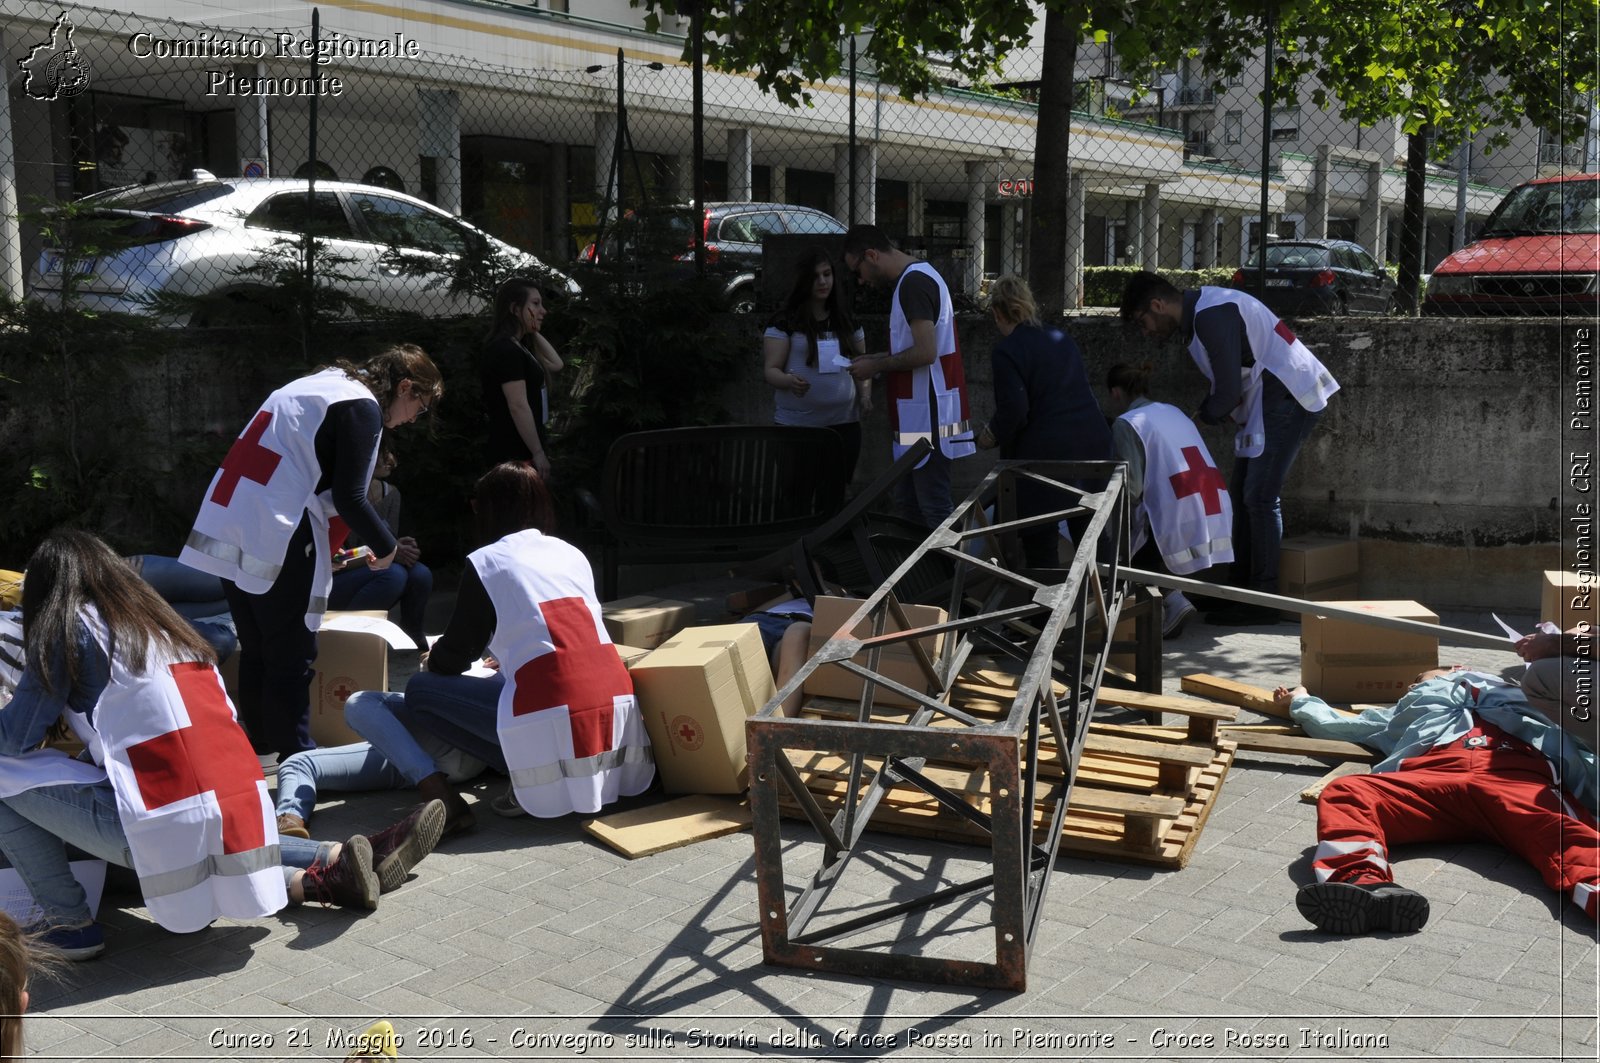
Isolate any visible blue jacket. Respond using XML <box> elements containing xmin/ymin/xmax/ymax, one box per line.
<box><xmin>1291</xmin><ymin>670</ymin><xmax>1600</xmax><ymax>814</ymax></box>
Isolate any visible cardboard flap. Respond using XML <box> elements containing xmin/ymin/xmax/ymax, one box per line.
<box><xmin>322</xmin><ymin>612</ymin><xmax>416</xmax><ymax>650</ymax></box>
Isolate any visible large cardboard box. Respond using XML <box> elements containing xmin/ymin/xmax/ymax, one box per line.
<box><xmin>630</xmin><ymin>623</ymin><xmax>776</xmax><ymax>794</ymax></box>
<box><xmin>804</xmin><ymin>596</ymin><xmax>947</xmax><ymax>708</ymax></box>
<box><xmin>1541</xmin><ymin>570</ymin><xmax>1600</xmax><ymax>633</ymax></box>
<box><xmin>602</xmin><ymin>596</ymin><xmax>696</xmax><ymax>650</ymax></box>
<box><xmin>1279</xmin><ymin>536</ymin><xmax>1360</xmax><ymax>601</ymax></box>
<box><xmin>1301</xmin><ymin>600</ymin><xmax>1439</xmax><ymax>703</ymax></box>
<box><xmin>311</xmin><ymin>612</ymin><xmax>412</xmax><ymax>747</ymax></box>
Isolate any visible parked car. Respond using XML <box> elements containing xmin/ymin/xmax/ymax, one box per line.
<box><xmin>1229</xmin><ymin>238</ymin><xmax>1398</xmax><ymax>316</ymax></box>
<box><xmin>576</xmin><ymin>201</ymin><xmax>847</xmax><ymax>312</ymax></box>
<box><xmin>1423</xmin><ymin>172</ymin><xmax>1599</xmax><ymax>316</ymax></box>
<box><xmin>27</xmin><ymin>172</ymin><xmax>577</xmax><ymax>324</ymax></box>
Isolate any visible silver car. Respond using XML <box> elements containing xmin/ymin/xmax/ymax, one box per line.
<box><xmin>28</xmin><ymin>172</ymin><xmax>576</xmax><ymax>324</ymax></box>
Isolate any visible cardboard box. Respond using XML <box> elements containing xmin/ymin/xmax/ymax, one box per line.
<box><xmin>602</xmin><ymin>596</ymin><xmax>696</xmax><ymax>650</ymax></box>
<box><xmin>1541</xmin><ymin>570</ymin><xmax>1600</xmax><ymax>633</ymax></box>
<box><xmin>1301</xmin><ymin>600</ymin><xmax>1439</xmax><ymax>703</ymax></box>
<box><xmin>311</xmin><ymin>612</ymin><xmax>412</xmax><ymax>747</ymax></box>
<box><xmin>614</xmin><ymin>643</ymin><xmax>652</xmax><ymax>668</ymax></box>
<box><xmin>803</xmin><ymin>596</ymin><xmax>947</xmax><ymax>709</ymax></box>
<box><xmin>1279</xmin><ymin>537</ymin><xmax>1361</xmax><ymax>601</ymax></box>
<box><xmin>630</xmin><ymin>623</ymin><xmax>776</xmax><ymax>794</ymax></box>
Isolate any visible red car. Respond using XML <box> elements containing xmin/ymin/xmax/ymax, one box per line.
<box><xmin>1423</xmin><ymin>172</ymin><xmax>1599</xmax><ymax>316</ymax></box>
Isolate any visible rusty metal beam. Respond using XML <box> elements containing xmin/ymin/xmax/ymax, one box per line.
<box><xmin>749</xmin><ymin>458</ymin><xmax>1131</xmax><ymax>991</ymax></box>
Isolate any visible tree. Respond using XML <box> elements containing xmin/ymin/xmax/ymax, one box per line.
<box><xmin>1170</xmin><ymin>0</ymin><xmax>1598</xmax><ymax>312</ymax></box>
<box><xmin>636</xmin><ymin>0</ymin><xmax>1199</xmax><ymax>317</ymax></box>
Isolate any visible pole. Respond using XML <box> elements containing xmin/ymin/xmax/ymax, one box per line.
<box><xmin>849</xmin><ymin>35</ymin><xmax>858</xmax><ymax>227</ymax></box>
<box><xmin>302</xmin><ymin>7</ymin><xmax>318</xmax><ymax>361</ymax></box>
<box><xmin>614</xmin><ymin>49</ymin><xmax>626</xmax><ymax>285</ymax></box>
<box><xmin>692</xmin><ymin>4</ymin><xmax>705</xmax><ymax>277</ymax></box>
<box><xmin>1256</xmin><ymin>3</ymin><xmax>1274</xmax><ymax>294</ymax></box>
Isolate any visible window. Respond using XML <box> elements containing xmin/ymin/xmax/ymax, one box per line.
<box><xmin>1223</xmin><ymin>111</ymin><xmax>1242</xmax><ymax>145</ymax></box>
<box><xmin>245</xmin><ymin>192</ymin><xmax>353</xmax><ymax>239</ymax></box>
<box><xmin>720</xmin><ymin>211</ymin><xmax>786</xmax><ymax>243</ymax></box>
<box><xmin>1271</xmin><ymin>108</ymin><xmax>1299</xmax><ymax>142</ymax></box>
<box><xmin>784</xmin><ymin>209</ymin><xmax>846</xmax><ymax>235</ymax></box>
<box><xmin>349</xmin><ymin>192</ymin><xmax>469</xmax><ymax>255</ymax></box>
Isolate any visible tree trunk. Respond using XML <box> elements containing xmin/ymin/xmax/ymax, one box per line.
<box><xmin>1394</xmin><ymin>126</ymin><xmax>1430</xmax><ymax>315</ymax></box>
<box><xmin>1028</xmin><ymin>9</ymin><xmax>1077</xmax><ymax>319</ymax></box>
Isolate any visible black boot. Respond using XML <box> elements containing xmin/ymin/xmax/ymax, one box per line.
<box><xmin>1296</xmin><ymin>880</ymin><xmax>1429</xmax><ymax>935</ymax></box>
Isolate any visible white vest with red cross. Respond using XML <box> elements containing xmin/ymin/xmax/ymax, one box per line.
<box><xmin>1119</xmin><ymin>401</ymin><xmax>1235</xmax><ymax>575</ymax></box>
<box><xmin>469</xmin><ymin>530</ymin><xmax>656</xmax><ymax>817</ymax></box>
<box><xmin>1186</xmin><ymin>288</ymin><xmax>1339</xmax><ymax>458</ymax></box>
<box><xmin>79</xmin><ymin>610</ymin><xmax>284</xmax><ymax>932</ymax></box>
<box><xmin>887</xmin><ymin>262</ymin><xmax>976</xmax><ymax>464</ymax></box>
<box><xmin>180</xmin><ymin>369</ymin><xmax>377</xmax><ymax>628</ymax></box>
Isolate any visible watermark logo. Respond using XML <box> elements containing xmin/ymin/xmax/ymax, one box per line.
<box><xmin>19</xmin><ymin>12</ymin><xmax>90</xmax><ymax>101</ymax></box>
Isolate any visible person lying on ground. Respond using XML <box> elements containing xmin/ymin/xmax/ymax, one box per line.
<box><xmin>1273</xmin><ymin>667</ymin><xmax>1598</xmax><ymax>936</ymax></box>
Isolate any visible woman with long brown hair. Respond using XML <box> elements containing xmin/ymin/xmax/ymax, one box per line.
<box><xmin>0</xmin><ymin>531</ymin><xmax>441</xmax><ymax>959</ymax></box>
<box><xmin>180</xmin><ymin>344</ymin><xmax>442</xmax><ymax>762</ymax></box>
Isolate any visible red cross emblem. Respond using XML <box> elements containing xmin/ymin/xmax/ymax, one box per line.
<box><xmin>513</xmin><ymin>597</ymin><xmax>633</xmax><ymax>759</ymax></box>
<box><xmin>330</xmin><ymin>679</ymin><xmax>355</xmax><ymax>703</ymax></box>
<box><xmin>125</xmin><ymin>663</ymin><xmax>266</xmax><ymax>854</ymax></box>
<box><xmin>1169</xmin><ymin>446</ymin><xmax>1227</xmax><ymax>515</ymax></box>
<box><xmin>211</xmin><ymin>410</ymin><xmax>283</xmax><ymax>507</ymax></box>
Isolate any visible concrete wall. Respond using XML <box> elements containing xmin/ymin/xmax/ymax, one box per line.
<box><xmin>722</xmin><ymin>316</ymin><xmax>1581</xmax><ymax>611</ymax></box>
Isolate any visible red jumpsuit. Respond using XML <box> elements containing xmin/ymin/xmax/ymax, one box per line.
<box><xmin>1314</xmin><ymin>721</ymin><xmax>1600</xmax><ymax>919</ymax></box>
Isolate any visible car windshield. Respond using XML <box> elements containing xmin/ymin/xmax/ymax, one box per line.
<box><xmin>1242</xmin><ymin>244</ymin><xmax>1331</xmax><ymax>269</ymax></box>
<box><xmin>78</xmin><ymin>181</ymin><xmax>235</xmax><ymax>214</ymax></box>
<box><xmin>1480</xmin><ymin>177</ymin><xmax>1600</xmax><ymax>237</ymax></box>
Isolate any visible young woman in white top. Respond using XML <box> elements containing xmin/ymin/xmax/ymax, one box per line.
<box><xmin>762</xmin><ymin>248</ymin><xmax>871</xmax><ymax>480</ymax></box>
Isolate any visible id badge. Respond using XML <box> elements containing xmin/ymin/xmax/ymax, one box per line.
<box><xmin>817</xmin><ymin>336</ymin><xmax>847</xmax><ymax>373</ymax></box>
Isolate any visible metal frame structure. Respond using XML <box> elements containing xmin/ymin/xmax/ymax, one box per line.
<box><xmin>748</xmin><ymin>458</ymin><xmax>1131</xmax><ymax>991</ymax></box>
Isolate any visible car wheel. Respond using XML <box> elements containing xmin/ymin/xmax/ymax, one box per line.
<box><xmin>728</xmin><ymin>286</ymin><xmax>756</xmax><ymax>315</ymax></box>
<box><xmin>190</xmin><ymin>287</ymin><xmax>291</xmax><ymax>328</ymax></box>
<box><xmin>1385</xmin><ymin>294</ymin><xmax>1402</xmax><ymax>315</ymax></box>
<box><xmin>1332</xmin><ymin>294</ymin><xmax>1349</xmax><ymax>316</ymax></box>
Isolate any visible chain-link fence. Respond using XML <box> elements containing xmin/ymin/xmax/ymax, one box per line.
<box><xmin>3</xmin><ymin>0</ymin><xmax>1591</xmax><ymax>338</ymax></box>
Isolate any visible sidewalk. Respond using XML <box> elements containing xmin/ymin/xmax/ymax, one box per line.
<box><xmin>25</xmin><ymin>606</ymin><xmax>1599</xmax><ymax>1062</ymax></box>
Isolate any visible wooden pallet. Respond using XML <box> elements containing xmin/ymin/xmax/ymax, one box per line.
<box><xmin>777</xmin><ymin>666</ymin><xmax>1235</xmax><ymax>869</ymax></box>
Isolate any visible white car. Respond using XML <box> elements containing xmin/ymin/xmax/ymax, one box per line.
<box><xmin>28</xmin><ymin>172</ymin><xmax>577</xmax><ymax>324</ymax></box>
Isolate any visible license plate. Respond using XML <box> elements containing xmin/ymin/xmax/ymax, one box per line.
<box><xmin>1266</xmin><ymin>278</ymin><xmax>1293</xmax><ymax>287</ymax></box>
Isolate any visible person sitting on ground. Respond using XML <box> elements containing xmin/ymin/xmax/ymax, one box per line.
<box><xmin>1105</xmin><ymin>361</ymin><xmax>1234</xmax><ymax>639</ymax></box>
<box><xmin>274</xmin><ymin>692</ymin><xmax>487</xmax><ymax>847</ymax></box>
<box><xmin>1276</xmin><ymin>665</ymin><xmax>1599</xmax><ymax>935</ymax></box>
<box><xmin>126</xmin><ymin>554</ymin><xmax>237</xmax><ymax>662</ymax></box>
<box><xmin>0</xmin><ymin>531</ymin><xmax>445</xmax><ymax>959</ymax></box>
<box><xmin>328</xmin><ymin>448</ymin><xmax>433</xmax><ymax>653</ymax></box>
<box><xmin>404</xmin><ymin>462</ymin><xmax>656</xmax><ymax>820</ymax></box>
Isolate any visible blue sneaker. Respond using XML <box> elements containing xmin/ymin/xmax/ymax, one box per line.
<box><xmin>36</xmin><ymin>921</ymin><xmax>105</xmax><ymax>960</ymax></box>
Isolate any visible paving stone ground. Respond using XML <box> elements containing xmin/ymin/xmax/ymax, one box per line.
<box><xmin>25</xmin><ymin>601</ymin><xmax>1600</xmax><ymax>1062</ymax></box>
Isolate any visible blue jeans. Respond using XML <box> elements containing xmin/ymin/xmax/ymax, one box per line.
<box><xmin>329</xmin><ymin>561</ymin><xmax>434</xmax><ymax>651</ymax></box>
<box><xmin>1229</xmin><ymin>385</ymin><xmax>1324</xmax><ymax>593</ymax></box>
<box><xmin>134</xmin><ymin>555</ymin><xmax>229</xmax><ymax>618</ymax></box>
<box><xmin>274</xmin><ymin>689</ymin><xmax>487</xmax><ymax>821</ymax></box>
<box><xmin>0</xmin><ymin>781</ymin><xmax>326</xmax><ymax>925</ymax></box>
<box><xmin>403</xmin><ymin>670</ymin><xmax>508</xmax><ymax>774</ymax></box>
<box><xmin>892</xmin><ymin>447</ymin><xmax>954</xmax><ymax>530</ymax></box>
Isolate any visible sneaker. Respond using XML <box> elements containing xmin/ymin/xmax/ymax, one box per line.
<box><xmin>1162</xmin><ymin>593</ymin><xmax>1198</xmax><ymax>639</ymax></box>
<box><xmin>366</xmin><ymin>800</ymin><xmax>446</xmax><ymax>894</ymax></box>
<box><xmin>302</xmin><ymin>835</ymin><xmax>379</xmax><ymax>910</ymax></box>
<box><xmin>1296</xmin><ymin>880</ymin><xmax>1430</xmax><ymax>935</ymax></box>
<box><xmin>276</xmin><ymin>813</ymin><xmax>311</xmax><ymax>839</ymax></box>
<box><xmin>35</xmin><ymin>921</ymin><xmax>105</xmax><ymax>961</ymax></box>
<box><xmin>490</xmin><ymin>784</ymin><xmax>528</xmax><ymax>818</ymax></box>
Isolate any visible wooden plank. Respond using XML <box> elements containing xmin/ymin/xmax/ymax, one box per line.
<box><xmin>582</xmin><ymin>796</ymin><xmax>751</xmax><ymax>859</ymax></box>
<box><xmin>1067</xmin><ymin>786</ymin><xmax>1186</xmax><ymax>819</ymax></box>
<box><xmin>1084</xmin><ymin>731</ymin><xmax>1214</xmax><ymax>768</ymax></box>
<box><xmin>1096</xmin><ymin>688</ymin><xmax>1240</xmax><ymax>721</ymax></box>
<box><xmin>1219</xmin><ymin>729</ymin><xmax>1376</xmax><ymax>763</ymax></box>
<box><xmin>1300</xmin><ymin>761</ymin><xmax>1369</xmax><ymax>803</ymax></box>
<box><xmin>1180</xmin><ymin>674</ymin><xmax>1284</xmax><ymax>718</ymax></box>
